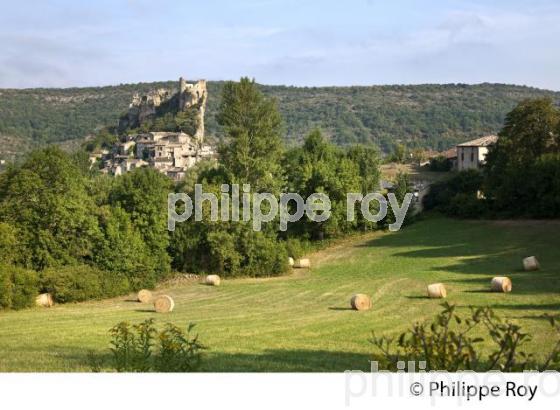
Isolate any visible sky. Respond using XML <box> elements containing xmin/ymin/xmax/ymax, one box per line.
<box><xmin>1</xmin><ymin>0</ymin><xmax>559</xmax><ymax>89</ymax></box>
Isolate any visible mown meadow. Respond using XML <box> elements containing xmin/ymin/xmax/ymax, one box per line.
<box><xmin>0</xmin><ymin>216</ymin><xmax>558</xmax><ymax>372</ymax></box>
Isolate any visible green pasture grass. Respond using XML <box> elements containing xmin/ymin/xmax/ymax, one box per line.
<box><xmin>0</xmin><ymin>217</ymin><xmax>558</xmax><ymax>371</ymax></box>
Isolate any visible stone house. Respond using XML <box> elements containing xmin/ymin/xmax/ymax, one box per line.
<box><xmin>456</xmin><ymin>135</ymin><xmax>498</xmax><ymax>171</ymax></box>
<box><xmin>102</xmin><ymin>77</ymin><xmax>215</xmax><ymax>180</ymax></box>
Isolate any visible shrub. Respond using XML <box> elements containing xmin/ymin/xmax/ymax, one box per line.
<box><xmin>155</xmin><ymin>323</ymin><xmax>204</xmax><ymax>372</ymax></box>
<box><xmin>104</xmin><ymin>319</ymin><xmax>204</xmax><ymax>372</ymax></box>
<box><xmin>172</xmin><ymin>219</ymin><xmax>290</xmax><ymax>278</ymax></box>
<box><xmin>485</xmin><ymin>154</ymin><xmax>560</xmax><ymax>218</ymax></box>
<box><xmin>241</xmin><ymin>231</ymin><xmax>289</xmax><ymax>277</ymax></box>
<box><xmin>446</xmin><ymin>192</ymin><xmax>487</xmax><ymax>218</ymax></box>
<box><xmin>10</xmin><ymin>267</ymin><xmax>39</xmax><ymax>309</ymax></box>
<box><xmin>423</xmin><ymin>170</ymin><xmax>487</xmax><ymax>217</ymax></box>
<box><xmin>110</xmin><ymin>319</ymin><xmax>156</xmax><ymax>372</ymax></box>
<box><xmin>0</xmin><ymin>264</ymin><xmax>38</xmax><ymax>310</ymax></box>
<box><xmin>370</xmin><ymin>303</ymin><xmax>560</xmax><ymax>371</ymax></box>
<box><xmin>95</xmin><ymin>206</ymin><xmax>158</xmax><ymax>291</ymax></box>
<box><xmin>429</xmin><ymin>155</ymin><xmax>452</xmax><ymax>171</ymax></box>
<box><xmin>0</xmin><ymin>268</ymin><xmax>11</xmax><ymax>309</ymax></box>
<box><xmin>40</xmin><ymin>265</ymin><xmax>130</xmax><ymax>303</ymax></box>
<box><xmin>284</xmin><ymin>238</ymin><xmax>307</xmax><ymax>259</ymax></box>
<box><xmin>101</xmin><ymin>272</ymin><xmax>132</xmax><ymax>299</ymax></box>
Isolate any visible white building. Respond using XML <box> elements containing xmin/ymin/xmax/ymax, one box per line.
<box><xmin>456</xmin><ymin>135</ymin><xmax>498</xmax><ymax>171</ymax></box>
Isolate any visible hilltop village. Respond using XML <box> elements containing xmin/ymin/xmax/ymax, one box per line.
<box><xmin>92</xmin><ymin>77</ymin><xmax>215</xmax><ymax>180</ymax></box>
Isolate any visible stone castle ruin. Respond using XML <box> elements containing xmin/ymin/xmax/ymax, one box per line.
<box><xmin>122</xmin><ymin>77</ymin><xmax>207</xmax><ymax>138</ymax></box>
<box><xmin>99</xmin><ymin>77</ymin><xmax>214</xmax><ymax>180</ymax></box>
<box><xmin>178</xmin><ymin>77</ymin><xmax>206</xmax><ymax>140</ymax></box>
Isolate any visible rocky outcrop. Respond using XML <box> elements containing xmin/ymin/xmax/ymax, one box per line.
<box><xmin>119</xmin><ymin>76</ymin><xmax>207</xmax><ymax>142</ymax></box>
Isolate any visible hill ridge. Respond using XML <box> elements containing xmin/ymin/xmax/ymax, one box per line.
<box><xmin>1</xmin><ymin>81</ymin><xmax>559</xmax><ymax>158</ymax></box>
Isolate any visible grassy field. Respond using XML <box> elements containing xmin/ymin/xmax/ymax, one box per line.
<box><xmin>0</xmin><ymin>216</ymin><xmax>559</xmax><ymax>372</ymax></box>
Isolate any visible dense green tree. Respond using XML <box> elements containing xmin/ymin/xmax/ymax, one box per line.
<box><xmin>217</xmin><ymin>77</ymin><xmax>285</xmax><ymax>193</ymax></box>
<box><xmin>0</xmin><ymin>264</ymin><xmax>38</xmax><ymax>310</ymax></box>
<box><xmin>284</xmin><ymin>129</ymin><xmax>364</xmax><ymax>238</ymax></box>
<box><xmin>175</xmin><ymin>104</ymin><xmax>201</xmax><ymax>135</ymax></box>
<box><xmin>83</xmin><ymin>128</ymin><xmax>118</xmax><ymax>152</ymax></box>
<box><xmin>108</xmin><ymin>167</ymin><xmax>173</xmax><ymax>279</ymax></box>
<box><xmin>485</xmin><ymin>98</ymin><xmax>560</xmax><ymax>216</ymax></box>
<box><xmin>391</xmin><ymin>143</ymin><xmax>407</xmax><ymax>163</ymax></box>
<box><xmin>346</xmin><ymin>144</ymin><xmax>382</xmax><ymax>193</ymax></box>
<box><xmin>0</xmin><ymin>147</ymin><xmax>100</xmax><ymax>269</ymax></box>
<box><xmin>487</xmin><ymin>98</ymin><xmax>559</xmax><ymax>168</ymax></box>
<box><xmin>170</xmin><ymin>180</ymin><xmax>289</xmax><ymax>277</ymax></box>
<box><xmin>94</xmin><ymin>206</ymin><xmax>158</xmax><ymax>289</ymax></box>
<box><xmin>0</xmin><ymin>222</ymin><xmax>19</xmax><ymax>265</ymax></box>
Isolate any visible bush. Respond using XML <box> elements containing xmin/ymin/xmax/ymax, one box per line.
<box><xmin>485</xmin><ymin>154</ymin><xmax>560</xmax><ymax>218</ymax></box>
<box><xmin>95</xmin><ymin>206</ymin><xmax>158</xmax><ymax>290</ymax></box>
<box><xmin>0</xmin><ymin>267</ymin><xmax>11</xmax><ymax>309</ymax></box>
<box><xmin>40</xmin><ymin>265</ymin><xmax>129</xmax><ymax>303</ymax></box>
<box><xmin>423</xmin><ymin>170</ymin><xmax>487</xmax><ymax>218</ymax></box>
<box><xmin>370</xmin><ymin>303</ymin><xmax>560</xmax><ymax>371</ymax></box>
<box><xmin>284</xmin><ymin>238</ymin><xmax>307</xmax><ymax>259</ymax></box>
<box><xmin>446</xmin><ymin>193</ymin><xmax>487</xmax><ymax>218</ymax></box>
<box><xmin>10</xmin><ymin>267</ymin><xmax>39</xmax><ymax>309</ymax></box>
<box><xmin>172</xmin><ymin>218</ymin><xmax>291</xmax><ymax>278</ymax></box>
<box><xmin>105</xmin><ymin>319</ymin><xmax>204</xmax><ymax>372</ymax></box>
<box><xmin>109</xmin><ymin>320</ymin><xmax>156</xmax><ymax>372</ymax></box>
<box><xmin>155</xmin><ymin>323</ymin><xmax>204</xmax><ymax>372</ymax></box>
<box><xmin>0</xmin><ymin>264</ymin><xmax>38</xmax><ymax>310</ymax></box>
<box><xmin>241</xmin><ymin>231</ymin><xmax>289</xmax><ymax>277</ymax></box>
<box><xmin>100</xmin><ymin>271</ymin><xmax>131</xmax><ymax>298</ymax></box>
<box><xmin>429</xmin><ymin>155</ymin><xmax>452</xmax><ymax>171</ymax></box>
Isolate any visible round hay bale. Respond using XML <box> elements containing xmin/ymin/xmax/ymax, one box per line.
<box><xmin>491</xmin><ymin>277</ymin><xmax>512</xmax><ymax>293</ymax></box>
<box><xmin>522</xmin><ymin>256</ymin><xmax>540</xmax><ymax>271</ymax></box>
<box><xmin>427</xmin><ymin>283</ymin><xmax>447</xmax><ymax>299</ymax></box>
<box><xmin>35</xmin><ymin>293</ymin><xmax>54</xmax><ymax>308</ymax></box>
<box><xmin>137</xmin><ymin>289</ymin><xmax>152</xmax><ymax>303</ymax></box>
<box><xmin>205</xmin><ymin>274</ymin><xmax>221</xmax><ymax>286</ymax></box>
<box><xmin>288</xmin><ymin>257</ymin><xmax>295</xmax><ymax>267</ymax></box>
<box><xmin>154</xmin><ymin>295</ymin><xmax>175</xmax><ymax>313</ymax></box>
<box><xmin>293</xmin><ymin>258</ymin><xmax>311</xmax><ymax>269</ymax></box>
<box><xmin>350</xmin><ymin>294</ymin><xmax>372</xmax><ymax>311</ymax></box>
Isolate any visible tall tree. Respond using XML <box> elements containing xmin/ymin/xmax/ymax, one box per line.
<box><xmin>486</xmin><ymin>98</ymin><xmax>559</xmax><ymax>169</ymax></box>
<box><xmin>217</xmin><ymin>77</ymin><xmax>284</xmax><ymax>193</ymax></box>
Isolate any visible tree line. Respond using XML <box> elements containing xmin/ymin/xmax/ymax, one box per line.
<box><xmin>0</xmin><ymin>78</ymin><xmax>399</xmax><ymax>309</ymax></box>
<box><xmin>424</xmin><ymin>98</ymin><xmax>560</xmax><ymax>219</ymax></box>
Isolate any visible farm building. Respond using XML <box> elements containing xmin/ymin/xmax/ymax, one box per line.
<box><xmin>456</xmin><ymin>135</ymin><xmax>498</xmax><ymax>171</ymax></box>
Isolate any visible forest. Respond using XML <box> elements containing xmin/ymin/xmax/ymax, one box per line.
<box><xmin>1</xmin><ymin>81</ymin><xmax>559</xmax><ymax>157</ymax></box>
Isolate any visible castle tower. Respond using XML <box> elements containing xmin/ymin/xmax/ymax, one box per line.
<box><xmin>193</xmin><ymin>80</ymin><xmax>207</xmax><ymax>142</ymax></box>
<box><xmin>177</xmin><ymin>76</ymin><xmax>207</xmax><ymax>142</ymax></box>
<box><xmin>179</xmin><ymin>77</ymin><xmax>187</xmax><ymax>109</ymax></box>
